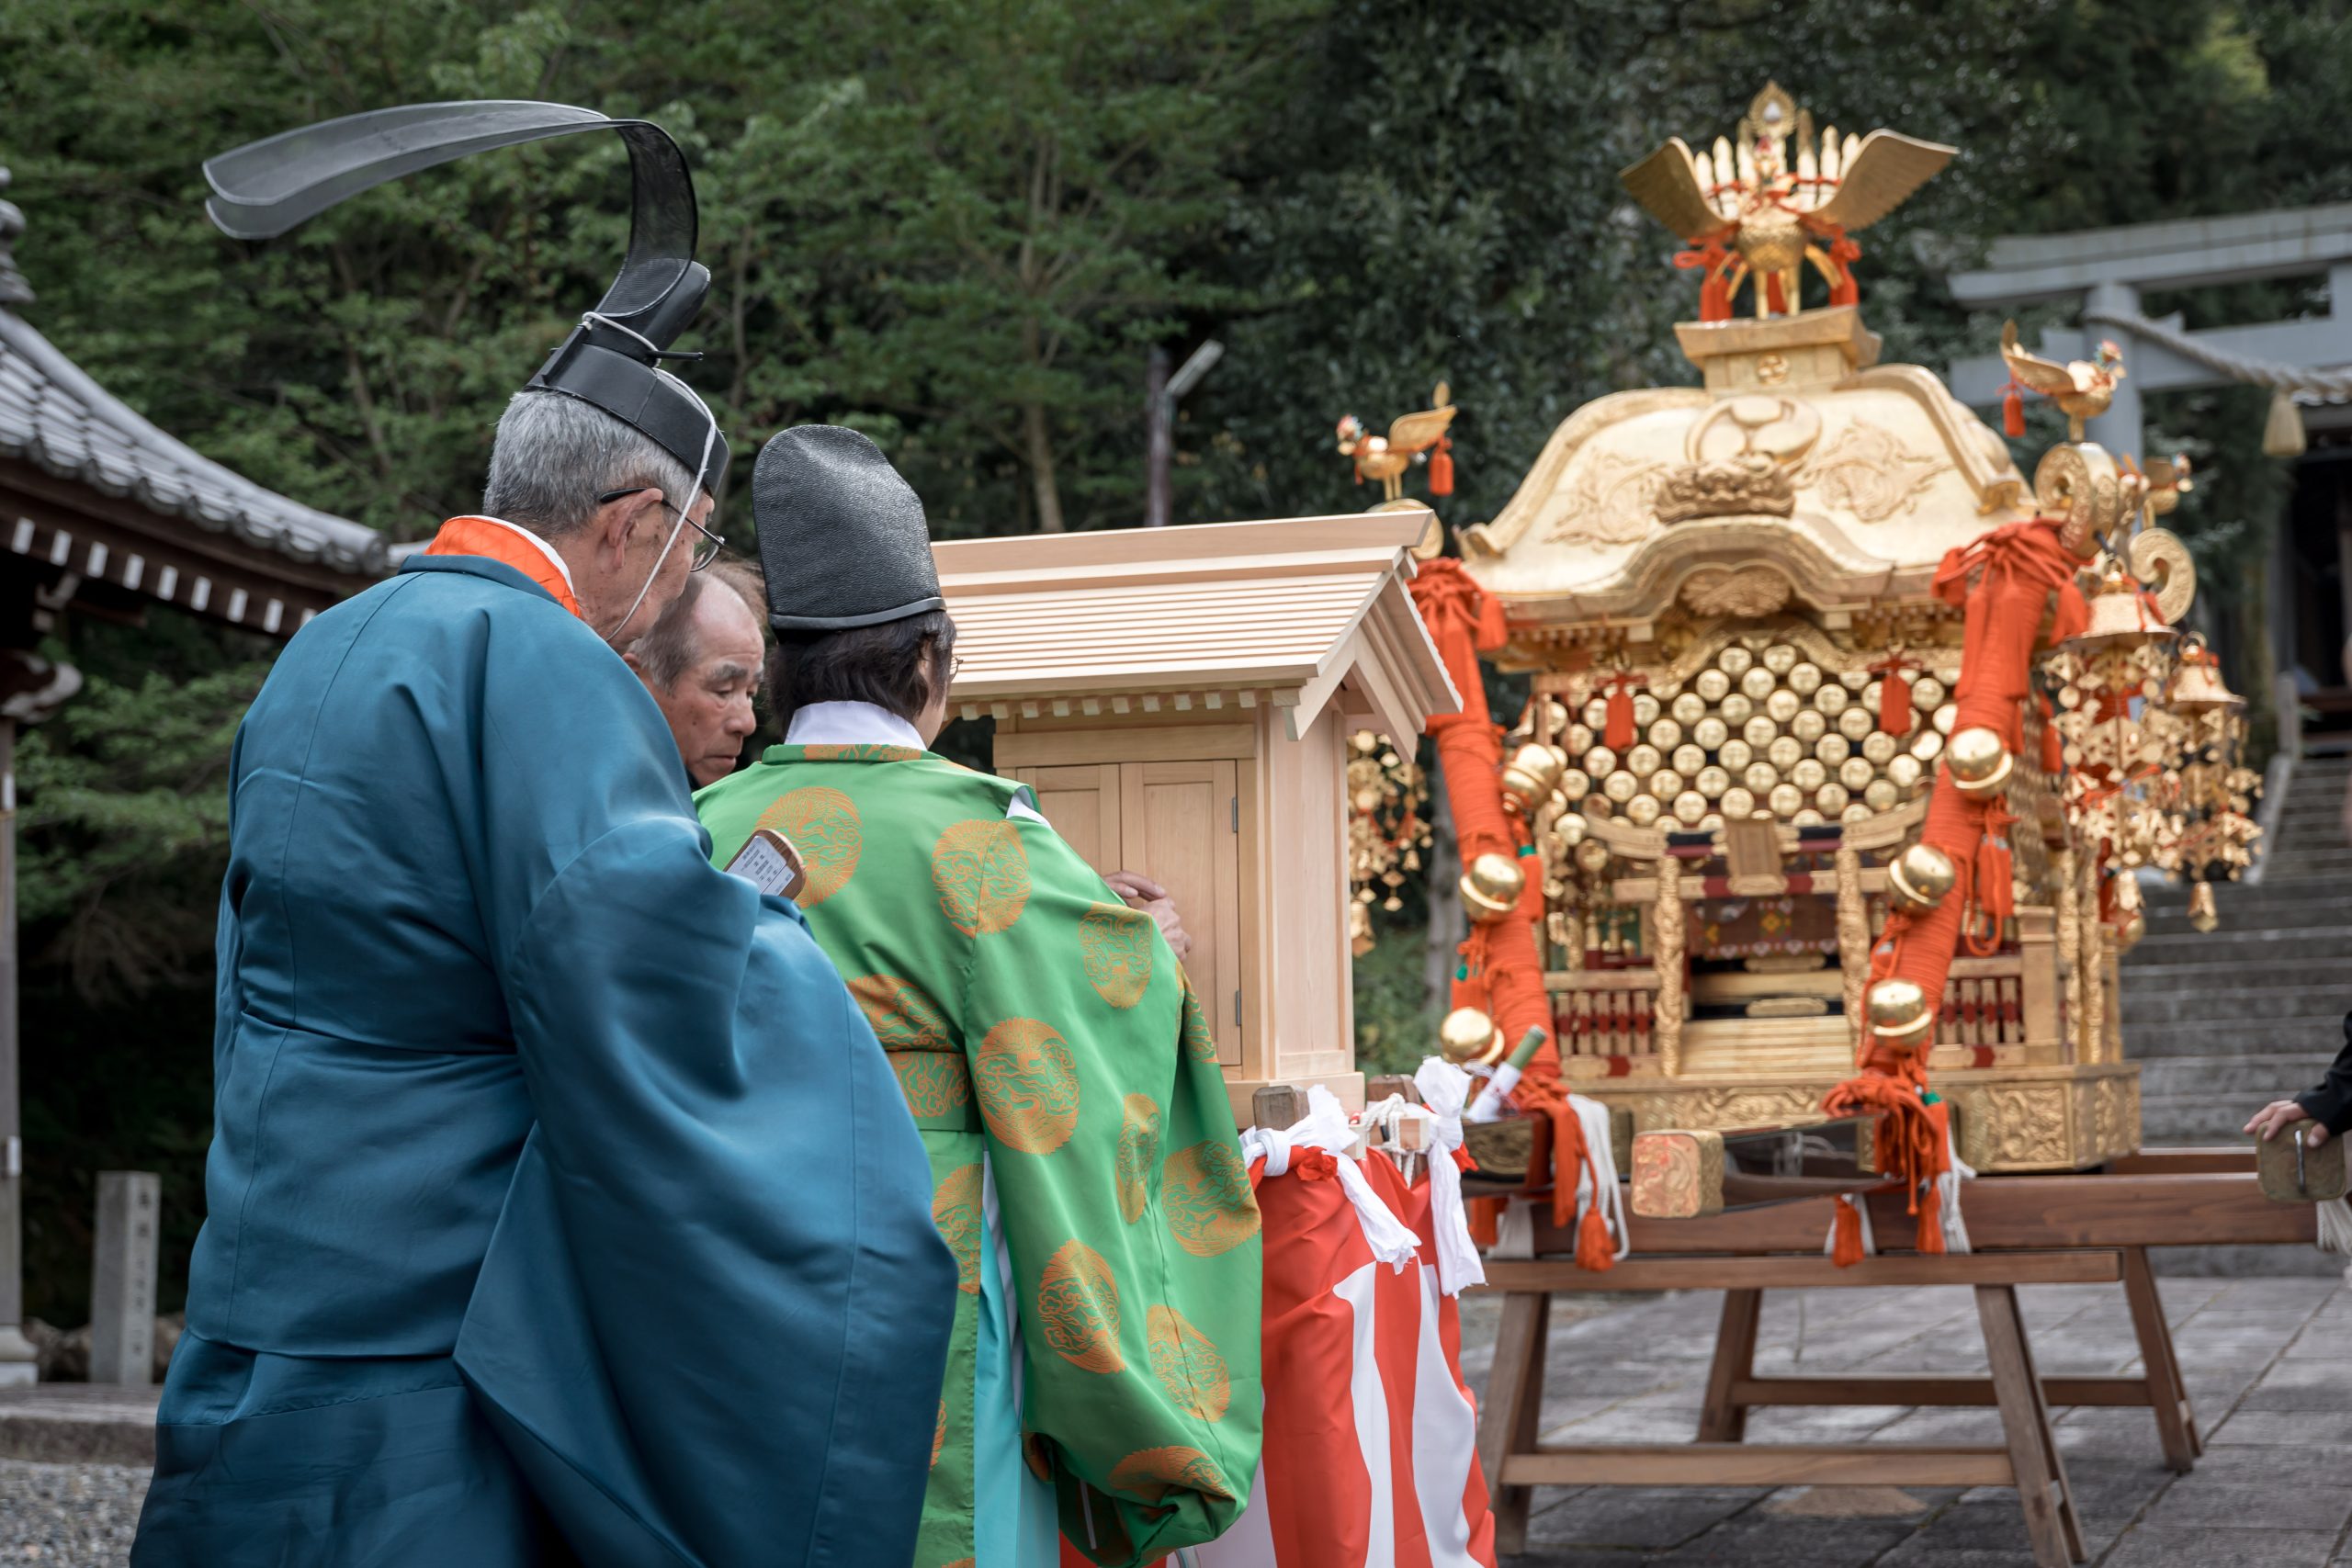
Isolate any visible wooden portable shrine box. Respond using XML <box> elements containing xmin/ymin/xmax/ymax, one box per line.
<box><xmin>933</xmin><ymin>512</ymin><xmax>1459</xmax><ymax>1125</ymax></box>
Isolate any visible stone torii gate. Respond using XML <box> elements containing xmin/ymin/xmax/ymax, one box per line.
<box><xmin>1946</xmin><ymin>202</ymin><xmax>2352</xmax><ymax>456</ymax></box>
<box><xmin>1947</xmin><ymin>204</ymin><xmax>2352</xmax><ymax>748</ymax></box>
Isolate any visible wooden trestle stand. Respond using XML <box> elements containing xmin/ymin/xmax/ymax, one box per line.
<box><xmin>1472</xmin><ymin>1147</ymin><xmax>2320</xmax><ymax>1568</ymax></box>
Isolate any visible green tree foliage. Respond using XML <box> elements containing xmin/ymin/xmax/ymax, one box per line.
<box><xmin>3</xmin><ymin>0</ymin><xmax>2351</xmax><ymax>1314</ymax></box>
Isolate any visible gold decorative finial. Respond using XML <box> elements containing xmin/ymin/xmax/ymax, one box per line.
<box><xmin>1619</xmin><ymin>85</ymin><xmax>1954</xmax><ymax>323</ymax></box>
<box><xmin>1999</xmin><ymin>321</ymin><xmax>2127</xmax><ymax>443</ymax></box>
<box><xmin>1332</xmin><ymin>381</ymin><xmax>1459</xmax><ymax>558</ymax></box>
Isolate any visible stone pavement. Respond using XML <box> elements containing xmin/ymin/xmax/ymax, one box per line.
<box><xmin>1461</xmin><ymin>1271</ymin><xmax>2352</xmax><ymax>1567</ymax></box>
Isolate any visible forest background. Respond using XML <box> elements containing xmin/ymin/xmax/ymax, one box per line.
<box><xmin>3</xmin><ymin>0</ymin><xmax>2349</xmax><ymax>1320</ymax></box>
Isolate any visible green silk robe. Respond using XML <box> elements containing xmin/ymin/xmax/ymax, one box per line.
<box><xmin>700</xmin><ymin>742</ymin><xmax>1262</xmax><ymax>1568</ymax></box>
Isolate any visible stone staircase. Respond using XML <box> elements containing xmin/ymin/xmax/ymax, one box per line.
<box><xmin>2122</xmin><ymin>752</ymin><xmax>2352</xmax><ymax>1273</ymax></box>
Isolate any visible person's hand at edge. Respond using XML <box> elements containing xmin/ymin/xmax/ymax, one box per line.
<box><xmin>1104</xmin><ymin>870</ymin><xmax>1193</xmax><ymax>963</ymax></box>
<box><xmin>2245</xmin><ymin>1099</ymin><xmax>2328</xmax><ymax>1145</ymax></box>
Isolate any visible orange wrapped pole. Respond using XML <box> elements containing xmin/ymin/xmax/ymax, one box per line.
<box><xmin>1825</xmin><ymin>519</ymin><xmax>2087</xmax><ymax>1251</ymax></box>
<box><xmin>1410</xmin><ymin>560</ymin><xmax>1555</xmax><ymax>1079</ymax></box>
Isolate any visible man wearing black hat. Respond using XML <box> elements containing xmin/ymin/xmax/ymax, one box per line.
<box><xmin>135</xmin><ymin>110</ymin><xmax>955</xmax><ymax>1568</ymax></box>
<box><xmin>698</xmin><ymin>427</ymin><xmax>1261</xmax><ymax>1568</ymax></box>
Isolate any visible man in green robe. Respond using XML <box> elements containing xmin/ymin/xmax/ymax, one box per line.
<box><xmin>698</xmin><ymin>426</ymin><xmax>1262</xmax><ymax>1568</ymax></box>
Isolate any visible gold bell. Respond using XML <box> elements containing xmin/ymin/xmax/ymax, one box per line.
<box><xmin>2169</xmin><ymin>648</ymin><xmax>2245</xmax><ymax>714</ymax></box>
<box><xmin>1946</xmin><ymin>727</ymin><xmax>2014</xmax><ymax>797</ymax></box>
<box><xmin>1887</xmin><ymin>842</ymin><xmax>1959</xmax><ymax>916</ymax></box>
<box><xmin>1500</xmin><ymin>743</ymin><xmax>1567</xmax><ymax>808</ymax></box>
<box><xmin>1460</xmin><ymin>852</ymin><xmax>1527</xmax><ymax>923</ymax></box>
<box><xmin>2064</xmin><ymin>569</ymin><xmax>2176</xmax><ymax>653</ymax></box>
<box><xmin>1439</xmin><ymin>1006</ymin><xmax>1505</xmax><ymax>1066</ymax></box>
<box><xmin>2188</xmin><ymin>881</ymin><xmax>2220</xmax><ymax>934</ymax></box>
<box><xmin>1350</xmin><ymin>900</ymin><xmax>1376</xmax><ymax>956</ymax></box>
<box><xmin>2113</xmin><ymin>908</ymin><xmax>2146</xmax><ymax>952</ymax></box>
<box><xmin>1866</xmin><ymin>976</ymin><xmax>1937</xmax><ymax>1045</ymax></box>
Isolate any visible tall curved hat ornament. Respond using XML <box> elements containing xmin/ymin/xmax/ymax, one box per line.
<box><xmin>201</xmin><ymin>100</ymin><xmax>727</xmax><ymax>496</ymax></box>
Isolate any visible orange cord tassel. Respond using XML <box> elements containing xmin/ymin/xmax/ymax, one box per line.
<box><xmin>1880</xmin><ymin>667</ymin><xmax>1911</xmax><ymax>735</ymax></box>
<box><xmin>1429</xmin><ymin>436</ymin><xmax>1454</xmax><ymax>497</ymax></box>
<box><xmin>2003</xmin><ymin>387</ymin><xmax>2026</xmax><ymax>438</ymax></box>
<box><xmin>1829</xmin><ymin>1197</ymin><xmax>1865</xmax><ymax>1268</ymax></box>
<box><xmin>1576</xmin><ymin>1204</ymin><xmax>1615</xmax><ymax>1271</ymax></box>
<box><xmin>1603</xmin><ymin>686</ymin><xmax>1635</xmax><ymax>750</ymax></box>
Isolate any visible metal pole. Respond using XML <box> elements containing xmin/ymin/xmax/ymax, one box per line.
<box><xmin>1144</xmin><ymin>346</ymin><xmax>1172</xmax><ymax>529</ymax></box>
<box><xmin>0</xmin><ymin>716</ymin><xmax>35</xmax><ymax>1384</ymax></box>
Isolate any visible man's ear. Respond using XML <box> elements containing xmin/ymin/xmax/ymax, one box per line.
<box><xmin>596</xmin><ymin>489</ymin><xmax>660</xmax><ymax>562</ymax></box>
<box><xmin>620</xmin><ymin>646</ymin><xmax>647</xmax><ymax>675</ymax></box>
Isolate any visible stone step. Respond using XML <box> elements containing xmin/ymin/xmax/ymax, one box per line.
<box><xmin>2121</xmin><ymin>998</ymin><xmax>2345</xmax><ymax>1034</ymax></box>
<box><xmin>2124</xmin><ymin>1013</ymin><xmax>2344</xmax><ymax>1057</ymax></box>
<box><xmin>2113</xmin><ymin>956</ymin><xmax>2352</xmax><ymax>995</ymax></box>
<box><xmin>2125</xmin><ymin>925</ymin><xmax>2352</xmax><ymax>963</ymax></box>
<box><xmin>2142</xmin><ymin>1093</ymin><xmax>2329</xmax><ymax>1143</ymax></box>
<box><xmin>2256</xmin><ymin>853</ymin><xmax>2352</xmax><ymax>878</ymax></box>
<box><xmin>2134</xmin><ymin>1052</ymin><xmax>2340</xmax><ymax>1100</ymax></box>
<box><xmin>2144</xmin><ymin>902</ymin><xmax>2352</xmax><ymax>935</ymax></box>
<box><xmin>0</xmin><ymin>1386</ymin><xmax>156</xmax><ymax>1465</ymax></box>
<box><xmin>2150</xmin><ymin>879</ymin><xmax>2352</xmax><ymax>908</ymax></box>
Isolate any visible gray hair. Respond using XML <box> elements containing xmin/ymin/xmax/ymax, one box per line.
<box><xmin>630</xmin><ymin>561</ymin><xmax>772</xmax><ymax>692</ymax></box>
<box><xmin>629</xmin><ymin>572</ymin><xmax>708</xmax><ymax>691</ymax></box>
<box><xmin>481</xmin><ymin>390</ymin><xmax>699</xmax><ymax>538</ymax></box>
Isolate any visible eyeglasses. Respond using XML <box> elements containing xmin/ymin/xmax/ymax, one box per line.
<box><xmin>596</xmin><ymin>487</ymin><xmax>725</xmax><ymax>571</ymax></box>
<box><xmin>949</xmin><ymin>654</ymin><xmax>966</xmax><ymax>681</ymax></box>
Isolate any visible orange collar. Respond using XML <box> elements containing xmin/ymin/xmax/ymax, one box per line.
<box><xmin>423</xmin><ymin>516</ymin><xmax>583</xmax><ymax>618</ymax></box>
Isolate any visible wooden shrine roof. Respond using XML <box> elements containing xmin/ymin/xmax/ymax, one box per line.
<box><xmin>934</xmin><ymin>512</ymin><xmax>1460</xmax><ymax>744</ymax></box>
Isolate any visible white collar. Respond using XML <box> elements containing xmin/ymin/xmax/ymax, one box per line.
<box><xmin>468</xmin><ymin>514</ymin><xmax>576</xmax><ymax>594</ymax></box>
<box><xmin>785</xmin><ymin>701</ymin><xmax>926</xmax><ymax>750</ymax></box>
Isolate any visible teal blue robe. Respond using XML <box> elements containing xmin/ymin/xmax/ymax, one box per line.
<box><xmin>131</xmin><ymin>552</ymin><xmax>956</xmax><ymax>1567</ymax></box>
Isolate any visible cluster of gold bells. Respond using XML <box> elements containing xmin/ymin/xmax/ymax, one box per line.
<box><xmin>2043</xmin><ymin>573</ymin><xmax>2258</xmax><ymax>940</ymax></box>
<box><xmin>1346</xmin><ymin>729</ymin><xmax>1434</xmax><ymax>955</ymax></box>
<box><xmin>1544</xmin><ymin>651</ymin><xmax>1956</xmax><ymax>833</ymax></box>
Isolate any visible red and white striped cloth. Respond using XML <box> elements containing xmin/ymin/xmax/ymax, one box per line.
<box><xmin>1195</xmin><ymin>1089</ymin><xmax>1498</xmax><ymax>1568</ymax></box>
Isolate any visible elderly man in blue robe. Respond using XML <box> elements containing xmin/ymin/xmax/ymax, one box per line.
<box><xmin>130</xmin><ymin>379</ymin><xmax>956</xmax><ymax>1560</ymax></box>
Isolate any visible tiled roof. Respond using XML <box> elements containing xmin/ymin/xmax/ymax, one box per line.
<box><xmin>0</xmin><ymin>167</ymin><xmax>384</xmax><ymax>579</ymax></box>
<box><xmin>0</xmin><ymin>311</ymin><xmax>386</xmax><ymax>577</ymax></box>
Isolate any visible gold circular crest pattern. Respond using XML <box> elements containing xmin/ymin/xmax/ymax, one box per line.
<box><xmin>1145</xmin><ymin>1305</ymin><xmax>1231</xmax><ymax>1422</ymax></box>
<box><xmin>931</xmin><ymin>818</ymin><xmax>1033</xmax><ymax>936</ymax></box>
<box><xmin>1179</xmin><ymin>985</ymin><xmax>1217</xmax><ymax>1064</ymax></box>
<box><xmin>1163</xmin><ymin>1140</ymin><xmax>1261</xmax><ymax>1257</ymax></box>
<box><xmin>932</xmin><ymin>1162</ymin><xmax>985</xmax><ymax>1294</ymax></box>
<box><xmin>1080</xmin><ymin>902</ymin><xmax>1156</xmax><ymax>1009</ymax></box>
<box><xmin>889</xmin><ymin>1053</ymin><xmax>969</xmax><ymax>1120</ymax></box>
<box><xmin>1108</xmin><ymin>1444</ymin><xmax>1235</xmax><ymax>1505</ymax></box>
<box><xmin>974</xmin><ymin>1018</ymin><xmax>1080</xmax><ymax>1154</ymax></box>
<box><xmin>754</xmin><ymin>787</ymin><xmax>861</xmax><ymax>905</ymax></box>
<box><xmin>848</xmin><ymin>974</ymin><xmax>956</xmax><ymax>1053</ymax></box>
<box><xmin>1115</xmin><ymin>1093</ymin><xmax>1162</xmax><ymax>1224</ymax></box>
<box><xmin>1036</xmin><ymin>1239</ymin><xmax>1125</xmax><ymax>1373</ymax></box>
